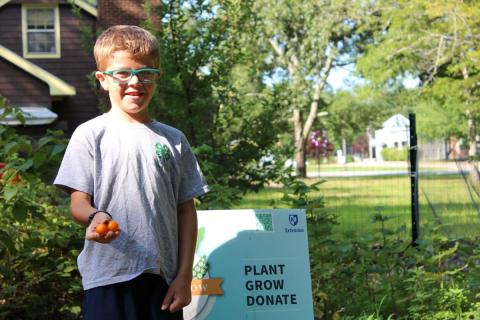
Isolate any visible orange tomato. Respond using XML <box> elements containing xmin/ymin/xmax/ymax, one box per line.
<box><xmin>95</xmin><ymin>223</ymin><xmax>108</xmax><ymax>236</ymax></box>
<box><xmin>107</xmin><ymin>220</ymin><xmax>119</xmax><ymax>232</ymax></box>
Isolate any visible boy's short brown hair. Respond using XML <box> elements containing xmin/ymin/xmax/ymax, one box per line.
<box><xmin>94</xmin><ymin>25</ymin><xmax>160</xmax><ymax>70</ymax></box>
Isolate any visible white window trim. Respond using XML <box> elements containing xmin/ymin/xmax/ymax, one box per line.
<box><xmin>22</xmin><ymin>4</ymin><xmax>61</xmax><ymax>59</ymax></box>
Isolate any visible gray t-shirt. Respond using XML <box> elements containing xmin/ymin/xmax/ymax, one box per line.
<box><xmin>54</xmin><ymin>113</ymin><xmax>209</xmax><ymax>290</ymax></box>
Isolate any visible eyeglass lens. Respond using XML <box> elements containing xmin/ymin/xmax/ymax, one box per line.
<box><xmin>112</xmin><ymin>70</ymin><xmax>157</xmax><ymax>83</ymax></box>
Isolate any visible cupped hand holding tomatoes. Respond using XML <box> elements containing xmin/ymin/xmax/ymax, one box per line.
<box><xmin>85</xmin><ymin>212</ymin><xmax>121</xmax><ymax>243</ymax></box>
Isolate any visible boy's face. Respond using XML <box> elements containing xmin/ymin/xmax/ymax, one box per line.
<box><xmin>95</xmin><ymin>51</ymin><xmax>157</xmax><ymax>122</ymax></box>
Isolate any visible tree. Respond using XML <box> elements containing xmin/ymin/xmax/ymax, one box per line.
<box><xmin>147</xmin><ymin>0</ymin><xmax>291</xmax><ymax>207</ymax></box>
<box><xmin>251</xmin><ymin>0</ymin><xmax>376</xmax><ymax>176</ymax></box>
<box><xmin>357</xmin><ymin>0</ymin><xmax>480</xmax><ymax>180</ymax></box>
<box><xmin>322</xmin><ymin>87</ymin><xmax>398</xmax><ymax>156</ymax></box>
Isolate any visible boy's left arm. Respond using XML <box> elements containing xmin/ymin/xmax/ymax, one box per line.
<box><xmin>162</xmin><ymin>199</ymin><xmax>197</xmax><ymax>313</ymax></box>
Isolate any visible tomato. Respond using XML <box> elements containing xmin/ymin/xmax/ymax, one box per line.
<box><xmin>107</xmin><ymin>220</ymin><xmax>119</xmax><ymax>232</ymax></box>
<box><xmin>95</xmin><ymin>223</ymin><xmax>108</xmax><ymax>236</ymax></box>
<box><xmin>0</xmin><ymin>162</ymin><xmax>5</xmax><ymax>180</ymax></box>
<box><xmin>0</xmin><ymin>163</ymin><xmax>21</xmax><ymax>184</ymax></box>
<box><xmin>11</xmin><ymin>175</ymin><xmax>21</xmax><ymax>185</ymax></box>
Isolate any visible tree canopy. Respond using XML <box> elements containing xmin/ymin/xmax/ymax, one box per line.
<box><xmin>357</xmin><ymin>0</ymin><xmax>480</xmax><ymax>143</ymax></box>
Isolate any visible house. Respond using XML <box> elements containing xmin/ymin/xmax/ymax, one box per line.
<box><xmin>369</xmin><ymin>113</ymin><xmax>456</xmax><ymax>161</ymax></box>
<box><xmin>0</xmin><ymin>0</ymin><xmax>160</xmax><ymax>136</ymax></box>
<box><xmin>369</xmin><ymin>114</ymin><xmax>410</xmax><ymax>161</ymax></box>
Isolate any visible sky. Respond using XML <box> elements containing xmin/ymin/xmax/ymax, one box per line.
<box><xmin>262</xmin><ymin>63</ymin><xmax>364</xmax><ymax>91</ymax></box>
<box><xmin>264</xmin><ymin>63</ymin><xmax>420</xmax><ymax>91</ymax></box>
<box><xmin>327</xmin><ymin>64</ymin><xmax>364</xmax><ymax>91</ymax></box>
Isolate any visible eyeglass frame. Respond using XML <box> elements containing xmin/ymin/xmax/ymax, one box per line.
<box><xmin>101</xmin><ymin>68</ymin><xmax>161</xmax><ymax>85</ymax></box>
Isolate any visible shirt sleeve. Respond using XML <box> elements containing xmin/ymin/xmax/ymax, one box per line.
<box><xmin>177</xmin><ymin>134</ymin><xmax>209</xmax><ymax>203</ymax></box>
<box><xmin>53</xmin><ymin>125</ymin><xmax>94</xmax><ymax>195</ymax></box>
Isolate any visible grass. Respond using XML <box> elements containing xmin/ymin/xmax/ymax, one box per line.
<box><xmin>233</xmin><ymin>174</ymin><xmax>480</xmax><ymax>239</ymax></box>
<box><xmin>305</xmin><ymin>159</ymin><xmax>466</xmax><ymax>173</ymax></box>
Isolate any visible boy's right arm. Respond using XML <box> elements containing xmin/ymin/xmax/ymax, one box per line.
<box><xmin>70</xmin><ymin>190</ymin><xmax>120</xmax><ymax>243</ymax></box>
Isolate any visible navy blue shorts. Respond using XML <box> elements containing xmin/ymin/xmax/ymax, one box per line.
<box><xmin>83</xmin><ymin>273</ymin><xmax>183</xmax><ymax>320</ymax></box>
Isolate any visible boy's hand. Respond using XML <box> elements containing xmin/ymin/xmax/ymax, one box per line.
<box><xmin>161</xmin><ymin>273</ymin><xmax>192</xmax><ymax>313</ymax></box>
<box><xmin>85</xmin><ymin>212</ymin><xmax>121</xmax><ymax>243</ymax></box>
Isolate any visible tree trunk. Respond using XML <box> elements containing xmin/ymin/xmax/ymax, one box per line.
<box><xmin>301</xmin><ymin>51</ymin><xmax>335</xmax><ymax>145</ymax></box>
<box><xmin>467</xmin><ymin>109</ymin><xmax>479</xmax><ymax>184</ymax></box>
<box><xmin>293</xmin><ymin>109</ymin><xmax>306</xmax><ymax>177</ymax></box>
<box><xmin>268</xmin><ymin>39</ymin><xmax>335</xmax><ymax>179</ymax></box>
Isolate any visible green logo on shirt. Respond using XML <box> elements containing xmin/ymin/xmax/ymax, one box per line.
<box><xmin>155</xmin><ymin>143</ymin><xmax>171</xmax><ymax>162</ymax></box>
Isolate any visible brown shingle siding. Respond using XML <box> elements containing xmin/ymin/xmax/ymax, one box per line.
<box><xmin>0</xmin><ymin>58</ymin><xmax>51</xmax><ymax>106</ymax></box>
<box><xmin>0</xmin><ymin>5</ymin><xmax>22</xmax><ymax>54</ymax></box>
<box><xmin>98</xmin><ymin>0</ymin><xmax>160</xmax><ymax>29</ymax></box>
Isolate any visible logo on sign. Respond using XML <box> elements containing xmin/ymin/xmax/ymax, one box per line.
<box><xmin>289</xmin><ymin>214</ymin><xmax>298</xmax><ymax>226</ymax></box>
<box><xmin>285</xmin><ymin>213</ymin><xmax>304</xmax><ymax>233</ymax></box>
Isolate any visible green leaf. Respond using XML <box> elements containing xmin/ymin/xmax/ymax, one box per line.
<box><xmin>3</xmin><ymin>141</ymin><xmax>17</xmax><ymax>153</ymax></box>
<box><xmin>429</xmin><ymin>241</ymin><xmax>459</xmax><ymax>264</ymax></box>
<box><xmin>37</xmin><ymin>136</ymin><xmax>55</xmax><ymax>147</ymax></box>
<box><xmin>15</xmin><ymin>110</ymin><xmax>26</xmax><ymax>124</ymax></box>
<box><xmin>50</xmin><ymin>144</ymin><xmax>66</xmax><ymax>158</ymax></box>
<box><xmin>3</xmin><ymin>185</ymin><xmax>18</xmax><ymax>201</ymax></box>
<box><xmin>63</xmin><ymin>265</ymin><xmax>76</xmax><ymax>273</ymax></box>
<box><xmin>68</xmin><ymin>306</ymin><xmax>82</xmax><ymax>315</ymax></box>
<box><xmin>17</xmin><ymin>158</ymin><xmax>34</xmax><ymax>172</ymax></box>
<box><xmin>33</xmin><ymin>152</ymin><xmax>47</xmax><ymax>168</ymax></box>
<box><xmin>12</xmin><ymin>202</ymin><xmax>29</xmax><ymax>222</ymax></box>
<box><xmin>0</xmin><ymin>230</ymin><xmax>15</xmax><ymax>252</ymax></box>
<box><xmin>0</xmin><ymin>265</ymin><xmax>13</xmax><ymax>278</ymax></box>
<box><xmin>48</xmin><ymin>129</ymin><xmax>65</xmax><ymax>137</ymax></box>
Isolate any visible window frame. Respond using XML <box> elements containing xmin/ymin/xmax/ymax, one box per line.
<box><xmin>22</xmin><ymin>4</ymin><xmax>61</xmax><ymax>59</ymax></box>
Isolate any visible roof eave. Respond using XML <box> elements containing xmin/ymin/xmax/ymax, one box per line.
<box><xmin>0</xmin><ymin>0</ymin><xmax>10</xmax><ymax>9</ymax></box>
<box><xmin>0</xmin><ymin>0</ymin><xmax>97</xmax><ymax>17</ymax></box>
<box><xmin>0</xmin><ymin>45</ymin><xmax>76</xmax><ymax>97</ymax></box>
<box><xmin>73</xmin><ymin>0</ymin><xmax>97</xmax><ymax>17</ymax></box>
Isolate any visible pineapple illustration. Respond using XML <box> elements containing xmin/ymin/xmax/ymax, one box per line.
<box><xmin>184</xmin><ymin>227</ymin><xmax>212</xmax><ymax>320</ymax></box>
<box><xmin>193</xmin><ymin>255</ymin><xmax>209</xmax><ymax>279</ymax></box>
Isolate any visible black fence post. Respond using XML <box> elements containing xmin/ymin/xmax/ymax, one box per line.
<box><xmin>409</xmin><ymin>113</ymin><xmax>420</xmax><ymax>245</ymax></box>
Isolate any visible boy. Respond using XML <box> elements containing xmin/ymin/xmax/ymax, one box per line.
<box><xmin>54</xmin><ymin>25</ymin><xmax>209</xmax><ymax>320</ymax></box>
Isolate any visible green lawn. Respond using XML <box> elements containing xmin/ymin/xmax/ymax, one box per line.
<box><xmin>306</xmin><ymin>159</ymin><xmax>465</xmax><ymax>173</ymax></box>
<box><xmin>234</xmin><ymin>174</ymin><xmax>480</xmax><ymax>239</ymax></box>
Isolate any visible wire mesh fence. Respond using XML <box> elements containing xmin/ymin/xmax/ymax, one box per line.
<box><xmin>237</xmin><ymin>113</ymin><xmax>480</xmax><ymax>240</ymax></box>
<box><xmin>419</xmin><ymin>159</ymin><xmax>480</xmax><ymax>238</ymax></box>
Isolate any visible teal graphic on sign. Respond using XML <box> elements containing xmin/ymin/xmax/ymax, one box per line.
<box><xmin>183</xmin><ymin>209</ymin><xmax>314</xmax><ymax>320</ymax></box>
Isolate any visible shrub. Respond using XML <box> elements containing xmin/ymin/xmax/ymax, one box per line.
<box><xmin>307</xmin><ymin>205</ymin><xmax>480</xmax><ymax>319</ymax></box>
<box><xmin>381</xmin><ymin>147</ymin><xmax>408</xmax><ymax>161</ymax></box>
<box><xmin>274</xmin><ymin>174</ymin><xmax>480</xmax><ymax>319</ymax></box>
<box><xmin>0</xmin><ymin>109</ymin><xmax>84</xmax><ymax>319</ymax></box>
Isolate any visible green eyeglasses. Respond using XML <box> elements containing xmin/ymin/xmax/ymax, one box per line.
<box><xmin>102</xmin><ymin>68</ymin><xmax>160</xmax><ymax>85</ymax></box>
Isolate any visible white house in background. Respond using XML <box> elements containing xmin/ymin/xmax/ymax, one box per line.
<box><xmin>369</xmin><ymin>114</ymin><xmax>410</xmax><ymax>161</ymax></box>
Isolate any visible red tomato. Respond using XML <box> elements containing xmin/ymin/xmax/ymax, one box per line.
<box><xmin>0</xmin><ymin>162</ymin><xmax>5</xmax><ymax>180</ymax></box>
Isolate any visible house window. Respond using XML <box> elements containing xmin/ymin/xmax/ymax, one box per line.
<box><xmin>22</xmin><ymin>6</ymin><xmax>60</xmax><ymax>58</ymax></box>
